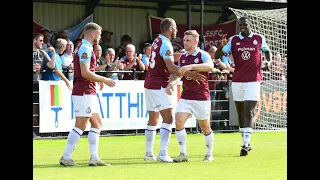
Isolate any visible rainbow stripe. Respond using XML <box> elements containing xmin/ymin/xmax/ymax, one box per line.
<box><xmin>177</xmin><ymin>84</ymin><xmax>183</xmax><ymax>101</ymax></box>
<box><xmin>50</xmin><ymin>85</ymin><xmax>63</xmax><ymax>106</ymax></box>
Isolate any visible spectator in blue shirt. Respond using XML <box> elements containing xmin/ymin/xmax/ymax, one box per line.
<box><xmin>42</xmin><ymin>38</ymin><xmax>72</xmax><ymax>90</ymax></box>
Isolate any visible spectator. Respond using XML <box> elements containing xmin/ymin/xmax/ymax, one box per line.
<box><xmin>138</xmin><ymin>43</ymin><xmax>151</xmax><ymax>80</ymax></box>
<box><xmin>33</xmin><ymin>33</ymin><xmax>56</xmax><ymax>81</ymax></box>
<box><xmin>120</xmin><ymin>44</ymin><xmax>144</xmax><ymax>80</ymax></box>
<box><xmin>42</xmin><ymin>38</ymin><xmax>72</xmax><ymax>90</ymax></box>
<box><xmin>105</xmin><ymin>48</ymin><xmax>124</xmax><ymax>80</ymax></box>
<box><xmin>57</xmin><ymin>30</ymin><xmax>68</xmax><ymax>40</ymax></box>
<box><xmin>41</xmin><ymin>29</ymin><xmax>53</xmax><ymax>53</ymax></box>
<box><xmin>271</xmin><ymin>52</ymin><xmax>284</xmax><ymax>80</ymax></box>
<box><xmin>115</xmin><ymin>34</ymin><xmax>132</xmax><ymax>59</ymax></box>
<box><xmin>208</xmin><ymin>44</ymin><xmax>229</xmax><ymax>121</ymax></box>
<box><xmin>60</xmin><ymin>39</ymin><xmax>74</xmax><ymax>80</ymax></box>
<box><xmin>207</xmin><ymin>45</ymin><xmax>227</xmax><ymax>107</ymax></box>
<box><xmin>94</xmin><ymin>45</ymin><xmax>108</xmax><ymax>77</ymax></box>
<box><xmin>100</xmin><ymin>30</ymin><xmax>113</xmax><ymax>57</ymax></box>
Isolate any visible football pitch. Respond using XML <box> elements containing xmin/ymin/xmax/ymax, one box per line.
<box><xmin>33</xmin><ymin>131</ymin><xmax>287</xmax><ymax>180</ymax></box>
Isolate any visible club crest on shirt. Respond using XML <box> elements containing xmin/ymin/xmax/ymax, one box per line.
<box><xmin>81</xmin><ymin>52</ymin><xmax>88</xmax><ymax>59</ymax></box>
<box><xmin>182</xmin><ymin>59</ymin><xmax>186</xmax><ymax>64</ymax></box>
<box><xmin>253</xmin><ymin>39</ymin><xmax>258</xmax><ymax>45</ymax></box>
<box><xmin>236</xmin><ymin>42</ymin><xmax>240</xmax><ymax>46</ymax></box>
<box><xmin>165</xmin><ymin>50</ymin><xmax>172</xmax><ymax>56</ymax></box>
<box><xmin>194</xmin><ymin>58</ymin><xmax>199</xmax><ymax>63</ymax></box>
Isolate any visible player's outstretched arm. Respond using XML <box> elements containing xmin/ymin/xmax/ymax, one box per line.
<box><xmin>264</xmin><ymin>50</ymin><xmax>272</xmax><ymax>62</ymax></box>
<box><xmin>80</xmin><ymin>63</ymin><xmax>115</xmax><ymax>87</ymax></box>
<box><xmin>261</xmin><ymin>35</ymin><xmax>272</xmax><ymax>70</ymax></box>
<box><xmin>178</xmin><ymin>51</ymin><xmax>214</xmax><ymax>76</ymax></box>
<box><xmin>262</xmin><ymin>50</ymin><xmax>272</xmax><ymax>71</ymax></box>
<box><xmin>211</xmin><ymin>67</ymin><xmax>221</xmax><ymax>73</ymax></box>
<box><xmin>166</xmin><ymin>73</ymin><xmax>182</xmax><ymax>95</ymax></box>
<box><xmin>168</xmin><ymin>73</ymin><xmax>182</xmax><ymax>87</ymax></box>
<box><xmin>164</xmin><ymin>57</ymin><xmax>180</xmax><ymax>73</ymax></box>
<box><xmin>178</xmin><ymin>63</ymin><xmax>213</xmax><ymax>76</ymax></box>
<box><xmin>54</xmin><ymin>68</ymin><xmax>72</xmax><ymax>90</ymax></box>
<box><xmin>164</xmin><ymin>58</ymin><xmax>206</xmax><ymax>82</ymax></box>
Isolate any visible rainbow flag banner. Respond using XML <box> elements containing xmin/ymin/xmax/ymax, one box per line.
<box><xmin>177</xmin><ymin>84</ymin><xmax>183</xmax><ymax>101</ymax></box>
<box><xmin>50</xmin><ymin>85</ymin><xmax>63</xmax><ymax>106</ymax></box>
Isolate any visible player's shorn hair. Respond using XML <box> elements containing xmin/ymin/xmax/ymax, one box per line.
<box><xmin>184</xmin><ymin>30</ymin><xmax>200</xmax><ymax>40</ymax></box>
<box><xmin>84</xmin><ymin>22</ymin><xmax>102</xmax><ymax>33</ymax></box>
<box><xmin>160</xmin><ymin>18</ymin><xmax>175</xmax><ymax>33</ymax></box>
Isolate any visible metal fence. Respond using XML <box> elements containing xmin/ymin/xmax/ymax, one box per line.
<box><xmin>33</xmin><ymin>70</ymin><xmax>234</xmax><ymax>139</ymax></box>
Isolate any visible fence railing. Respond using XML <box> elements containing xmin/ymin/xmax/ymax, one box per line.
<box><xmin>33</xmin><ymin>70</ymin><xmax>233</xmax><ymax>138</ymax></box>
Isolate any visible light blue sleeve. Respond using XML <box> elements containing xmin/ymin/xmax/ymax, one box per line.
<box><xmin>201</xmin><ymin>51</ymin><xmax>211</xmax><ymax>63</ymax></box>
<box><xmin>47</xmin><ymin>51</ymin><xmax>58</xmax><ymax>69</ymax></box>
<box><xmin>221</xmin><ymin>56</ymin><xmax>230</xmax><ymax>67</ymax></box>
<box><xmin>47</xmin><ymin>51</ymin><xmax>53</xmax><ymax>58</ymax></box>
<box><xmin>222</xmin><ymin>36</ymin><xmax>234</xmax><ymax>54</ymax></box>
<box><xmin>78</xmin><ymin>45</ymin><xmax>92</xmax><ymax>63</ymax></box>
<box><xmin>260</xmin><ymin>35</ymin><xmax>270</xmax><ymax>52</ymax></box>
<box><xmin>142</xmin><ymin>56</ymin><xmax>149</xmax><ymax>65</ymax></box>
<box><xmin>159</xmin><ymin>41</ymin><xmax>174</xmax><ymax>61</ymax></box>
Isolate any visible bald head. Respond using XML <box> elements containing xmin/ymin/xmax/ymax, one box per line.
<box><xmin>160</xmin><ymin>18</ymin><xmax>175</xmax><ymax>32</ymax></box>
<box><xmin>160</xmin><ymin>18</ymin><xmax>177</xmax><ymax>40</ymax></box>
<box><xmin>93</xmin><ymin>44</ymin><xmax>102</xmax><ymax>59</ymax></box>
<box><xmin>208</xmin><ymin>46</ymin><xmax>217</xmax><ymax>59</ymax></box>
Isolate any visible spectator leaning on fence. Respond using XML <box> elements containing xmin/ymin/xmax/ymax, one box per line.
<box><xmin>94</xmin><ymin>44</ymin><xmax>107</xmax><ymax>71</ymax></box>
<box><xmin>115</xmin><ymin>34</ymin><xmax>132</xmax><ymax>59</ymax></box>
<box><xmin>138</xmin><ymin>43</ymin><xmax>152</xmax><ymax>80</ymax></box>
<box><xmin>105</xmin><ymin>48</ymin><xmax>124</xmax><ymax>80</ymax></box>
<box><xmin>60</xmin><ymin>39</ymin><xmax>74</xmax><ymax>80</ymax></box>
<box><xmin>33</xmin><ymin>33</ymin><xmax>56</xmax><ymax>81</ymax></box>
<box><xmin>120</xmin><ymin>44</ymin><xmax>145</xmax><ymax>80</ymax></box>
<box><xmin>207</xmin><ymin>45</ymin><xmax>220</xmax><ymax>111</ymax></box>
<box><xmin>43</xmin><ymin>38</ymin><xmax>72</xmax><ymax>90</ymax></box>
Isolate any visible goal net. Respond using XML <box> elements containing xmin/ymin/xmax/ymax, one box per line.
<box><xmin>229</xmin><ymin>7</ymin><xmax>287</xmax><ymax>130</ymax></box>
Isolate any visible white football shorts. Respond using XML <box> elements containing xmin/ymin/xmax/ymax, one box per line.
<box><xmin>144</xmin><ymin>87</ymin><xmax>173</xmax><ymax>112</ymax></box>
<box><xmin>72</xmin><ymin>94</ymin><xmax>100</xmax><ymax>117</ymax></box>
<box><xmin>231</xmin><ymin>82</ymin><xmax>260</xmax><ymax>101</ymax></box>
<box><xmin>176</xmin><ymin>98</ymin><xmax>211</xmax><ymax>120</ymax></box>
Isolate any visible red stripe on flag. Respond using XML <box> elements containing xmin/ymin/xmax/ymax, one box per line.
<box><xmin>50</xmin><ymin>85</ymin><xmax>55</xmax><ymax>106</ymax></box>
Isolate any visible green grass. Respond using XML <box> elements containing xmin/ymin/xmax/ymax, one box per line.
<box><xmin>33</xmin><ymin>131</ymin><xmax>287</xmax><ymax>180</ymax></box>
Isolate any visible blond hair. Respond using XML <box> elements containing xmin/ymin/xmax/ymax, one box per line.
<box><xmin>83</xmin><ymin>22</ymin><xmax>102</xmax><ymax>33</ymax></box>
<box><xmin>184</xmin><ymin>30</ymin><xmax>200</xmax><ymax>40</ymax></box>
